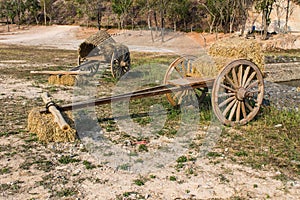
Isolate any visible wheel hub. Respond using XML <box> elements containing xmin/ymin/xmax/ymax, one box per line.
<box><xmin>120</xmin><ymin>61</ymin><xmax>127</xmax><ymax>67</ymax></box>
<box><xmin>236</xmin><ymin>87</ymin><xmax>247</xmax><ymax>101</ymax></box>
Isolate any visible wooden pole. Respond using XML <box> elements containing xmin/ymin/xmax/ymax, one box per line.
<box><xmin>39</xmin><ymin>77</ymin><xmax>215</xmax><ymax>113</ymax></box>
<box><xmin>30</xmin><ymin>70</ymin><xmax>90</xmax><ymax>75</ymax></box>
<box><xmin>41</xmin><ymin>92</ymin><xmax>70</xmax><ymax>131</ymax></box>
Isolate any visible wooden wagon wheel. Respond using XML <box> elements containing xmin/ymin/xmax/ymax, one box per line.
<box><xmin>110</xmin><ymin>46</ymin><xmax>131</xmax><ymax>79</ymax></box>
<box><xmin>163</xmin><ymin>57</ymin><xmax>207</xmax><ymax>106</ymax></box>
<box><xmin>211</xmin><ymin>59</ymin><xmax>264</xmax><ymax>126</ymax></box>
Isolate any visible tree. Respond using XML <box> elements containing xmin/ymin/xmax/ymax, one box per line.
<box><xmin>14</xmin><ymin>0</ymin><xmax>26</xmax><ymax>28</ymax></box>
<box><xmin>158</xmin><ymin>0</ymin><xmax>171</xmax><ymax>42</ymax></box>
<box><xmin>199</xmin><ymin>1</ymin><xmax>216</xmax><ymax>33</ymax></box>
<box><xmin>40</xmin><ymin>0</ymin><xmax>54</xmax><ymax>25</ymax></box>
<box><xmin>0</xmin><ymin>0</ymin><xmax>17</xmax><ymax>31</ymax></box>
<box><xmin>112</xmin><ymin>0</ymin><xmax>133</xmax><ymax>29</ymax></box>
<box><xmin>255</xmin><ymin>0</ymin><xmax>276</xmax><ymax>39</ymax></box>
<box><xmin>168</xmin><ymin>0</ymin><xmax>191</xmax><ymax>32</ymax></box>
<box><xmin>25</xmin><ymin>0</ymin><xmax>40</xmax><ymax>25</ymax></box>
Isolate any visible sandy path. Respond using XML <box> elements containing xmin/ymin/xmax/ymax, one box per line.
<box><xmin>0</xmin><ymin>25</ymin><xmax>211</xmax><ymax>55</ymax></box>
<box><xmin>0</xmin><ymin>25</ymin><xmax>83</xmax><ymax>50</ymax></box>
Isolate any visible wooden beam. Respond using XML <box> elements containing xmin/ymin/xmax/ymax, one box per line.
<box><xmin>41</xmin><ymin>92</ymin><xmax>71</xmax><ymax>131</ymax></box>
<box><xmin>39</xmin><ymin>79</ymin><xmax>214</xmax><ymax>113</ymax></box>
<box><xmin>30</xmin><ymin>70</ymin><xmax>90</xmax><ymax>75</ymax></box>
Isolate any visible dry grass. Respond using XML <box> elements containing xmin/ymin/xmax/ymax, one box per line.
<box><xmin>0</xmin><ymin>42</ymin><xmax>299</xmax><ymax>183</ymax></box>
<box><xmin>208</xmin><ymin>37</ymin><xmax>264</xmax><ymax>72</ymax></box>
<box><xmin>48</xmin><ymin>75</ymin><xmax>77</xmax><ymax>86</ymax></box>
<box><xmin>27</xmin><ymin>108</ymin><xmax>77</xmax><ymax>143</ymax></box>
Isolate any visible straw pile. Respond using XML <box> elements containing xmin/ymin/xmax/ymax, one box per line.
<box><xmin>78</xmin><ymin>30</ymin><xmax>116</xmax><ymax>59</ymax></box>
<box><xmin>207</xmin><ymin>37</ymin><xmax>264</xmax><ymax>72</ymax></box>
<box><xmin>28</xmin><ymin>108</ymin><xmax>77</xmax><ymax>143</ymax></box>
<box><xmin>48</xmin><ymin>75</ymin><xmax>77</xmax><ymax>86</ymax></box>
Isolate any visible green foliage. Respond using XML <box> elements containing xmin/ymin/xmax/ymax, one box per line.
<box><xmin>112</xmin><ymin>0</ymin><xmax>133</xmax><ymax>16</ymax></box>
<box><xmin>133</xmin><ymin>178</ymin><xmax>145</xmax><ymax>186</ymax></box>
<box><xmin>56</xmin><ymin>187</ymin><xmax>78</xmax><ymax>197</ymax></box>
<box><xmin>169</xmin><ymin>175</ymin><xmax>177</xmax><ymax>181</ymax></box>
<box><xmin>58</xmin><ymin>155</ymin><xmax>81</xmax><ymax>164</ymax></box>
<box><xmin>83</xmin><ymin>160</ymin><xmax>96</xmax><ymax>169</ymax></box>
<box><xmin>176</xmin><ymin>155</ymin><xmax>188</xmax><ymax>163</ymax></box>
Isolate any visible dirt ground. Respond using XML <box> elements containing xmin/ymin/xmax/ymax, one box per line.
<box><xmin>0</xmin><ymin>25</ymin><xmax>300</xmax><ymax>200</ymax></box>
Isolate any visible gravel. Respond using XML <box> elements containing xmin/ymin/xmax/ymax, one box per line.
<box><xmin>264</xmin><ymin>81</ymin><xmax>300</xmax><ymax>111</ymax></box>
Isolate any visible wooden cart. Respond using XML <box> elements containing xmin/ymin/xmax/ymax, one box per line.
<box><xmin>42</xmin><ymin>57</ymin><xmax>264</xmax><ymax>126</ymax></box>
<box><xmin>71</xmin><ymin>30</ymin><xmax>131</xmax><ymax>79</ymax></box>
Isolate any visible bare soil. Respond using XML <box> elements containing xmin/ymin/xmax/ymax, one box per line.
<box><xmin>0</xmin><ymin>25</ymin><xmax>299</xmax><ymax>200</ymax></box>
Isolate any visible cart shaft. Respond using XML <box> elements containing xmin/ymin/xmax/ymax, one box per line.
<box><xmin>40</xmin><ymin>78</ymin><xmax>214</xmax><ymax>113</ymax></box>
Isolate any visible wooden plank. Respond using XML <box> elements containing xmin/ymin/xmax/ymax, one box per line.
<box><xmin>30</xmin><ymin>70</ymin><xmax>90</xmax><ymax>75</ymax></box>
<box><xmin>167</xmin><ymin>77</ymin><xmax>214</xmax><ymax>87</ymax></box>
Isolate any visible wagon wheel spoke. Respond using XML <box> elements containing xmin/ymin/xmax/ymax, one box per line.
<box><xmin>219</xmin><ymin>96</ymin><xmax>236</xmax><ymax>108</ymax></box>
<box><xmin>212</xmin><ymin>59</ymin><xmax>264</xmax><ymax>126</ymax></box>
<box><xmin>178</xmin><ymin>90</ymin><xmax>186</xmax><ymax>105</ymax></box>
<box><xmin>246</xmin><ymin>80</ymin><xmax>259</xmax><ymax>90</ymax></box>
<box><xmin>242</xmin><ymin>66</ymin><xmax>251</xmax><ymax>87</ymax></box>
<box><xmin>225</xmin><ymin>74</ymin><xmax>238</xmax><ymax>89</ymax></box>
<box><xmin>228</xmin><ymin>100</ymin><xmax>238</xmax><ymax>121</ymax></box>
<box><xmin>220</xmin><ymin>84</ymin><xmax>236</xmax><ymax>92</ymax></box>
<box><xmin>181</xmin><ymin>60</ymin><xmax>187</xmax><ymax>75</ymax></box>
<box><xmin>238</xmin><ymin>65</ymin><xmax>243</xmax><ymax>87</ymax></box>
<box><xmin>241</xmin><ymin>101</ymin><xmax>247</xmax><ymax>119</ymax></box>
<box><xmin>164</xmin><ymin>56</ymin><xmax>202</xmax><ymax>106</ymax></box>
<box><xmin>245</xmin><ymin>100</ymin><xmax>254</xmax><ymax>111</ymax></box>
<box><xmin>236</xmin><ymin>101</ymin><xmax>241</xmax><ymax>122</ymax></box>
<box><xmin>232</xmin><ymin>67</ymin><xmax>238</xmax><ymax>86</ymax></box>
<box><xmin>218</xmin><ymin>92</ymin><xmax>235</xmax><ymax>98</ymax></box>
<box><xmin>244</xmin><ymin>71</ymin><xmax>257</xmax><ymax>88</ymax></box>
<box><xmin>222</xmin><ymin>99</ymin><xmax>237</xmax><ymax>117</ymax></box>
<box><xmin>174</xmin><ymin>91</ymin><xmax>184</xmax><ymax>100</ymax></box>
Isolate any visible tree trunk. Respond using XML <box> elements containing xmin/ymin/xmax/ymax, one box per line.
<box><xmin>284</xmin><ymin>0</ymin><xmax>290</xmax><ymax>32</ymax></box>
<box><xmin>229</xmin><ymin>18</ymin><xmax>234</xmax><ymax>33</ymax></box>
<box><xmin>173</xmin><ymin>20</ymin><xmax>176</xmax><ymax>32</ymax></box>
<box><xmin>160</xmin><ymin>8</ymin><xmax>164</xmax><ymax>42</ymax></box>
<box><xmin>209</xmin><ymin>16</ymin><xmax>215</xmax><ymax>34</ymax></box>
<box><xmin>6</xmin><ymin>16</ymin><xmax>10</xmax><ymax>32</ymax></box>
<box><xmin>262</xmin><ymin>9</ymin><xmax>268</xmax><ymax>39</ymax></box>
<box><xmin>35</xmin><ymin>16</ymin><xmax>39</xmax><ymax>25</ymax></box>
<box><xmin>147</xmin><ymin>11</ymin><xmax>154</xmax><ymax>42</ymax></box>
<box><xmin>43</xmin><ymin>0</ymin><xmax>47</xmax><ymax>25</ymax></box>
<box><xmin>17</xmin><ymin>0</ymin><xmax>21</xmax><ymax>29</ymax></box>
<box><xmin>147</xmin><ymin>11</ymin><xmax>151</xmax><ymax>29</ymax></box>
<box><xmin>154</xmin><ymin>11</ymin><xmax>158</xmax><ymax>31</ymax></box>
<box><xmin>97</xmin><ymin>6</ymin><xmax>102</xmax><ymax>30</ymax></box>
<box><xmin>200</xmin><ymin>32</ymin><xmax>207</xmax><ymax>47</ymax></box>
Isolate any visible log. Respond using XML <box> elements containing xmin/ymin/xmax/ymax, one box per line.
<box><xmin>30</xmin><ymin>70</ymin><xmax>90</xmax><ymax>75</ymax></box>
<box><xmin>41</xmin><ymin>92</ymin><xmax>70</xmax><ymax>131</ymax></box>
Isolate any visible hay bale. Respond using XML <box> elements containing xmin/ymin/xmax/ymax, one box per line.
<box><xmin>78</xmin><ymin>30</ymin><xmax>116</xmax><ymax>59</ymax></box>
<box><xmin>27</xmin><ymin>108</ymin><xmax>77</xmax><ymax>143</ymax></box>
<box><xmin>191</xmin><ymin>55</ymin><xmax>220</xmax><ymax>78</ymax></box>
<box><xmin>207</xmin><ymin>37</ymin><xmax>264</xmax><ymax>72</ymax></box>
<box><xmin>48</xmin><ymin>75</ymin><xmax>77</xmax><ymax>86</ymax></box>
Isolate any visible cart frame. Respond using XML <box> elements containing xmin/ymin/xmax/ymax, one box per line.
<box><xmin>41</xmin><ymin>57</ymin><xmax>264</xmax><ymax>126</ymax></box>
